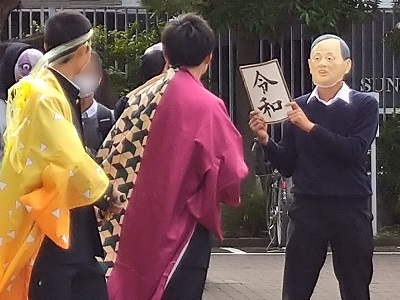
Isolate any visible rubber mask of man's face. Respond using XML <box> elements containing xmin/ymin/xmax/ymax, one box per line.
<box><xmin>308</xmin><ymin>39</ymin><xmax>351</xmax><ymax>88</ymax></box>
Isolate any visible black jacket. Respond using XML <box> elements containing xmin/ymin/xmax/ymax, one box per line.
<box><xmin>36</xmin><ymin>69</ymin><xmax>104</xmax><ymax>264</ymax></box>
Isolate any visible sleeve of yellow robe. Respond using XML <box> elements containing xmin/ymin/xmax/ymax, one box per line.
<box><xmin>0</xmin><ymin>77</ymin><xmax>109</xmax><ymax>299</ymax></box>
<box><xmin>19</xmin><ymin>96</ymin><xmax>110</xmax><ymax>248</ymax></box>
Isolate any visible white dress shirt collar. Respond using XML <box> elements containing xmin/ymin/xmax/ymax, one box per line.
<box><xmin>307</xmin><ymin>82</ymin><xmax>351</xmax><ymax>106</ymax></box>
<box><xmin>82</xmin><ymin>100</ymin><xmax>98</xmax><ymax>119</ymax></box>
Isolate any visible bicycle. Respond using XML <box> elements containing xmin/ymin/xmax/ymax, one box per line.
<box><xmin>253</xmin><ymin>139</ymin><xmax>292</xmax><ymax>251</ymax></box>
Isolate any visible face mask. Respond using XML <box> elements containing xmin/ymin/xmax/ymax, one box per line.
<box><xmin>72</xmin><ymin>73</ymin><xmax>100</xmax><ymax>98</ymax></box>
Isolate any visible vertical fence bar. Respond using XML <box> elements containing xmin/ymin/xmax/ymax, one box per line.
<box><xmin>361</xmin><ymin>22</ymin><xmax>366</xmax><ymax>90</ymax></box>
<box><xmin>145</xmin><ymin>10</ymin><xmax>149</xmax><ymax>31</ymax></box>
<box><xmin>280</xmin><ymin>37</ymin><xmax>284</xmax><ymax>66</ymax></box>
<box><xmin>392</xmin><ymin>9</ymin><xmax>397</xmax><ymax>114</ymax></box>
<box><xmin>280</xmin><ymin>36</ymin><xmax>285</xmax><ymax>139</ymax></box>
<box><xmin>371</xmin><ymin>137</ymin><xmax>378</xmax><ymax>236</ymax></box>
<box><xmin>228</xmin><ymin>29</ymin><xmax>234</xmax><ymax>120</ymax></box>
<box><xmin>382</xmin><ymin>11</ymin><xmax>387</xmax><ymax>120</ymax></box>
<box><xmin>208</xmin><ymin>63</ymin><xmax>212</xmax><ymax>90</ymax></box>
<box><xmin>124</xmin><ymin>8</ymin><xmax>128</xmax><ymax>29</ymax></box>
<box><xmin>269</xmin><ymin>41</ymin><xmax>274</xmax><ymax>60</ymax></box>
<box><xmin>18</xmin><ymin>10</ymin><xmax>22</xmax><ymax>38</ymax></box>
<box><xmin>112</xmin><ymin>9</ymin><xmax>118</xmax><ymax>70</ymax></box>
<box><xmin>29</xmin><ymin>9</ymin><xmax>33</xmax><ymax>35</ymax></box>
<box><xmin>208</xmin><ymin>42</ymin><xmax>213</xmax><ymax>90</ymax></box>
<box><xmin>290</xmin><ymin>26</ymin><xmax>295</xmax><ymax>98</ymax></box>
<box><xmin>103</xmin><ymin>8</ymin><xmax>107</xmax><ymax>30</ymax></box>
<box><xmin>8</xmin><ymin>13</ymin><xmax>12</xmax><ymax>40</ymax></box>
<box><xmin>218</xmin><ymin>33</ymin><xmax>223</xmax><ymax>98</ymax></box>
<box><xmin>135</xmin><ymin>8</ymin><xmax>139</xmax><ymax>37</ymax></box>
<box><xmin>93</xmin><ymin>8</ymin><xmax>97</xmax><ymax>26</ymax></box>
<box><xmin>259</xmin><ymin>39</ymin><xmax>264</xmax><ymax>62</ymax></box>
<box><xmin>155</xmin><ymin>12</ymin><xmax>160</xmax><ymax>29</ymax></box>
<box><xmin>114</xmin><ymin>8</ymin><xmax>118</xmax><ymax>30</ymax></box>
<box><xmin>280</xmin><ymin>36</ymin><xmax>284</xmax><ymax>73</ymax></box>
<box><xmin>371</xmin><ymin>17</ymin><xmax>378</xmax><ymax>236</ymax></box>
<box><xmin>125</xmin><ymin>8</ymin><xmax>129</xmax><ymax>79</ymax></box>
<box><xmin>372</xmin><ymin>18</ymin><xmax>376</xmax><ymax>96</ymax></box>
<box><xmin>351</xmin><ymin>22</ymin><xmax>356</xmax><ymax>89</ymax></box>
<box><xmin>300</xmin><ymin>24</ymin><xmax>306</xmax><ymax>95</ymax></box>
<box><xmin>40</xmin><ymin>7</ymin><xmax>45</xmax><ymax>28</ymax></box>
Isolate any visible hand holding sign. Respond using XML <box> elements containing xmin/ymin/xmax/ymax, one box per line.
<box><xmin>249</xmin><ymin>111</ymin><xmax>269</xmax><ymax>145</ymax></box>
<box><xmin>287</xmin><ymin>102</ymin><xmax>315</xmax><ymax>132</ymax></box>
<box><xmin>240</xmin><ymin>59</ymin><xmax>292</xmax><ymax>124</ymax></box>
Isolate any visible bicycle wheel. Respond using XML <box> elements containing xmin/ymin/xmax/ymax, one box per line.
<box><xmin>276</xmin><ymin>178</ymin><xmax>289</xmax><ymax>248</ymax></box>
<box><xmin>276</xmin><ymin>187</ymin><xmax>286</xmax><ymax>248</ymax></box>
<box><xmin>267</xmin><ymin>172</ymin><xmax>281</xmax><ymax>249</ymax></box>
<box><xmin>264</xmin><ymin>174</ymin><xmax>274</xmax><ymax>246</ymax></box>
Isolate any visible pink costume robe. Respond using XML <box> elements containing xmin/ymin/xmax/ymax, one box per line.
<box><xmin>107</xmin><ymin>69</ymin><xmax>248</xmax><ymax>300</ymax></box>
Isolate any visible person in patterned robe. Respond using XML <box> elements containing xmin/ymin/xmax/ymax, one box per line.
<box><xmin>101</xmin><ymin>14</ymin><xmax>248</xmax><ymax>300</ymax></box>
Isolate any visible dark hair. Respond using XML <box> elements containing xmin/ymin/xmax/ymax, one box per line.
<box><xmin>44</xmin><ymin>11</ymin><xmax>92</xmax><ymax>51</ymax></box>
<box><xmin>138</xmin><ymin>50</ymin><xmax>166</xmax><ymax>83</ymax></box>
<box><xmin>161</xmin><ymin>13</ymin><xmax>215</xmax><ymax>67</ymax></box>
<box><xmin>311</xmin><ymin>34</ymin><xmax>350</xmax><ymax>60</ymax></box>
<box><xmin>95</xmin><ymin>70</ymin><xmax>119</xmax><ymax>108</ymax></box>
<box><xmin>91</xmin><ymin>51</ymin><xmax>118</xmax><ymax>107</ymax></box>
<box><xmin>0</xmin><ymin>42</ymin><xmax>35</xmax><ymax>99</ymax></box>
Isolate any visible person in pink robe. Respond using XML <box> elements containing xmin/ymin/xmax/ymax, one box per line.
<box><xmin>107</xmin><ymin>14</ymin><xmax>248</xmax><ymax>300</ymax></box>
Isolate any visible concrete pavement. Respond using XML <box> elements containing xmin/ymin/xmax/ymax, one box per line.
<box><xmin>203</xmin><ymin>252</ymin><xmax>400</xmax><ymax>300</ymax></box>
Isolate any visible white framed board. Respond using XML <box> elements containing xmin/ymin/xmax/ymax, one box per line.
<box><xmin>240</xmin><ymin>59</ymin><xmax>292</xmax><ymax>124</ymax></box>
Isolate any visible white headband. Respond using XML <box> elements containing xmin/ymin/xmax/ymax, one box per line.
<box><xmin>31</xmin><ymin>29</ymin><xmax>94</xmax><ymax>76</ymax></box>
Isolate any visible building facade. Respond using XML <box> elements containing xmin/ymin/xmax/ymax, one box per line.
<box><xmin>21</xmin><ymin>0</ymin><xmax>141</xmax><ymax>8</ymax></box>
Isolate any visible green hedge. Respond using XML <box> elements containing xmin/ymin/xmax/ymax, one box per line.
<box><xmin>92</xmin><ymin>23</ymin><xmax>163</xmax><ymax>96</ymax></box>
<box><xmin>377</xmin><ymin>116</ymin><xmax>400</xmax><ymax>225</ymax></box>
<box><xmin>222</xmin><ymin>193</ymin><xmax>267</xmax><ymax>238</ymax></box>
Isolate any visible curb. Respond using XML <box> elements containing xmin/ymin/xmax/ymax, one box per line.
<box><xmin>214</xmin><ymin>238</ymin><xmax>267</xmax><ymax>248</ymax></box>
<box><xmin>213</xmin><ymin>237</ymin><xmax>400</xmax><ymax>248</ymax></box>
<box><xmin>374</xmin><ymin>236</ymin><xmax>400</xmax><ymax>247</ymax></box>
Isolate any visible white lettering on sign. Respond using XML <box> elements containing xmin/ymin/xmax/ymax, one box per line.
<box><xmin>360</xmin><ymin>77</ymin><xmax>400</xmax><ymax>93</ymax></box>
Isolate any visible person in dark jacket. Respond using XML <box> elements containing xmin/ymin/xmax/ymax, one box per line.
<box><xmin>73</xmin><ymin>51</ymin><xmax>115</xmax><ymax>153</ymax></box>
<box><xmin>114</xmin><ymin>43</ymin><xmax>167</xmax><ymax>121</ymax></box>
<box><xmin>250</xmin><ymin>34</ymin><xmax>379</xmax><ymax>300</ymax></box>
<box><xmin>0</xmin><ymin>42</ymin><xmax>43</xmax><ymax>166</ymax></box>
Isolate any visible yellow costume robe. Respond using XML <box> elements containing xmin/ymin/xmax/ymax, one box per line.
<box><xmin>0</xmin><ymin>68</ymin><xmax>109</xmax><ymax>299</ymax></box>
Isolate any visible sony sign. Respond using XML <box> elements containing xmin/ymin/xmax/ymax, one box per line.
<box><xmin>360</xmin><ymin>77</ymin><xmax>400</xmax><ymax>93</ymax></box>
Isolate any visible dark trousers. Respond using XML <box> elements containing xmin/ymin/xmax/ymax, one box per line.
<box><xmin>282</xmin><ymin>195</ymin><xmax>374</xmax><ymax>300</ymax></box>
<box><xmin>29</xmin><ymin>259</ymin><xmax>108</xmax><ymax>300</ymax></box>
<box><xmin>163</xmin><ymin>223</ymin><xmax>212</xmax><ymax>300</ymax></box>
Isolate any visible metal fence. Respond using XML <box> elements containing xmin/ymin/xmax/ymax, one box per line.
<box><xmin>4</xmin><ymin>7</ymin><xmax>158</xmax><ymax>38</ymax></box>
<box><xmin>4</xmin><ymin>7</ymin><xmax>400</xmax><ymax>118</ymax></box>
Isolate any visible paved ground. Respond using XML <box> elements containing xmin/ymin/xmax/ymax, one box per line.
<box><xmin>203</xmin><ymin>252</ymin><xmax>400</xmax><ymax>300</ymax></box>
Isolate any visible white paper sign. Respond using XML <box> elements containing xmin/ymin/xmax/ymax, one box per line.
<box><xmin>240</xmin><ymin>59</ymin><xmax>292</xmax><ymax>124</ymax></box>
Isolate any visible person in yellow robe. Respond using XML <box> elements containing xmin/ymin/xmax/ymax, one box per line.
<box><xmin>0</xmin><ymin>11</ymin><xmax>122</xmax><ymax>300</ymax></box>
